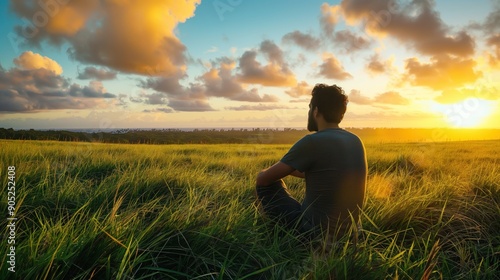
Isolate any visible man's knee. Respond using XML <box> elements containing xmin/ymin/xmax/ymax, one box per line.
<box><xmin>255</xmin><ymin>179</ymin><xmax>286</xmax><ymax>199</ymax></box>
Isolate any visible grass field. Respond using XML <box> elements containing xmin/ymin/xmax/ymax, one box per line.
<box><xmin>1</xmin><ymin>139</ymin><xmax>499</xmax><ymax>279</ymax></box>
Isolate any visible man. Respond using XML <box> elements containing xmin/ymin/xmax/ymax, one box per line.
<box><xmin>255</xmin><ymin>84</ymin><xmax>367</xmax><ymax>240</ymax></box>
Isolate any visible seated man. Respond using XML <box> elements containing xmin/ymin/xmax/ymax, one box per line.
<box><xmin>255</xmin><ymin>84</ymin><xmax>367</xmax><ymax>240</ymax></box>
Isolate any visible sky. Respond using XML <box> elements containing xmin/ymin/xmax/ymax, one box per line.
<box><xmin>0</xmin><ymin>0</ymin><xmax>499</xmax><ymax>130</ymax></box>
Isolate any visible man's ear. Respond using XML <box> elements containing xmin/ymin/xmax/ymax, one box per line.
<box><xmin>313</xmin><ymin>107</ymin><xmax>320</xmax><ymax>118</ymax></box>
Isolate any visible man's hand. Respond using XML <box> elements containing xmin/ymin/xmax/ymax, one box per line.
<box><xmin>256</xmin><ymin>161</ymin><xmax>296</xmax><ymax>186</ymax></box>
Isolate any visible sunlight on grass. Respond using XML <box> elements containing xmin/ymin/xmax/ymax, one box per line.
<box><xmin>368</xmin><ymin>173</ymin><xmax>394</xmax><ymax>199</ymax></box>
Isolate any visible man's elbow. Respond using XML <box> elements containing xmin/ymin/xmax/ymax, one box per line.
<box><xmin>256</xmin><ymin>170</ymin><xmax>269</xmax><ymax>186</ymax></box>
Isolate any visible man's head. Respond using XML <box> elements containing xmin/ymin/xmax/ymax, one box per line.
<box><xmin>307</xmin><ymin>84</ymin><xmax>348</xmax><ymax>132</ymax></box>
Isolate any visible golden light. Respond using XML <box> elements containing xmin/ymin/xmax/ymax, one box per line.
<box><xmin>430</xmin><ymin>98</ymin><xmax>496</xmax><ymax>128</ymax></box>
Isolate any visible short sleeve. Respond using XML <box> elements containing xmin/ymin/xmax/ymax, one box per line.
<box><xmin>280</xmin><ymin>135</ymin><xmax>314</xmax><ymax>172</ymax></box>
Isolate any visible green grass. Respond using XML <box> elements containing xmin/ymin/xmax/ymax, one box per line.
<box><xmin>0</xmin><ymin>139</ymin><xmax>499</xmax><ymax>279</ymax></box>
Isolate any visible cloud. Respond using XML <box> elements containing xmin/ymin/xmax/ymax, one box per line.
<box><xmin>115</xmin><ymin>93</ymin><xmax>128</xmax><ymax>108</ymax></box>
<box><xmin>470</xmin><ymin>4</ymin><xmax>500</xmax><ymax>67</ymax></box>
<box><xmin>318</xmin><ymin>53</ymin><xmax>353</xmax><ymax>80</ymax></box>
<box><xmin>332</xmin><ymin>30</ymin><xmax>371</xmax><ymax>52</ymax></box>
<box><xmin>0</xmin><ymin>67</ymin><xmax>69</xmax><ymax>92</ymax></box>
<box><xmin>260</xmin><ymin>40</ymin><xmax>286</xmax><ymax>65</ymax></box>
<box><xmin>156</xmin><ymin>108</ymin><xmax>174</xmax><ymax>113</ymax></box>
<box><xmin>12</xmin><ymin>0</ymin><xmax>201</xmax><ymax>76</ymax></box>
<box><xmin>348</xmin><ymin>89</ymin><xmax>372</xmax><ymax>105</ymax></box>
<box><xmin>202</xmin><ymin>59</ymin><xmax>278</xmax><ymax>102</ymax></box>
<box><xmin>282</xmin><ymin>31</ymin><xmax>321</xmax><ymax>51</ymax></box>
<box><xmin>143</xmin><ymin>81</ymin><xmax>215</xmax><ymax>112</ymax></box>
<box><xmin>168</xmin><ymin>99</ymin><xmax>214</xmax><ymax>112</ymax></box>
<box><xmin>349</xmin><ymin>89</ymin><xmax>410</xmax><ymax>105</ymax></box>
<box><xmin>480</xmin><ymin>4</ymin><xmax>500</xmax><ymax>34</ymax></box>
<box><xmin>225</xmin><ymin>104</ymin><xmax>296</xmax><ymax>111</ymax></box>
<box><xmin>0</xmin><ymin>66</ymin><xmax>115</xmax><ymax>112</ymax></box>
<box><xmin>319</xmin><ymin>3</ymin><xmax>371</xmax><ymax>53</ymax></box>
<box><xmin>140</xmin><ymin>74</ymin><xmax>185</xmax><ymax>97</ymax></box>
<box><xmin>334</xmin><ymin>0</ymin><xmax>475</xmax><ymax>57</ymax></box>
<box><xmin>285</xmin><ymin>81</ymin><xmax>312</xmax><ymax>98</ymax></box>
<box><xmin>486</xmin><ymin>34</ymin><xmax>500</xmax><ymax>66</ymax></box>
<box><xmin>68</xmin><ymin>81</ymin><xmax>116</xmax><ymax>98</ymax></box>
<box><xmin>153</xmin><ymin>81</ymin><xmax>215</xmax><ymax>112</ymax></box>
<box><xmin>0</xmin><ymin>52</ymin><xmax>116</xmax><ymax>113</ymax></box>
<box><xmin>140</xmin><ymin>92</ymin><xmax>169</xmax><ymax>105</ymax></box>
<box><xmin>404</xmin><ymin>55</ymin><xmax>482</xmax><ymax>90</ymax></box>
<box><xmin>143</xmin><ymin>108</ymin><xmax>174</xmax><ymax>113</ymax></box>
<box><xmin>320</xmin><ymin>3</ymin><xmax>342</xmax><ymax>35</ymax></box>
<box><xmin>374</xmin><ymin>91</ymin><xmax>410</xmax><ymax>105</ymax></box>
<box><xmin>13</xmin><ymin>51</ymin><xmax>63</xmax><ymax>75</ymax></box>
<box><xmin>11</xmin><ymin>0</ymin><xmax>98</xmax><ymax>46</ymax></box>
<box><xmin>237</xmin><ymin>40</ymin><xmax>297</xmax><ymax>86</ymax></box>
<box><xmin>487</xmin><ymin>34</ymin><xmax>500</xmax><ymax>48</ymax></box>
<box><xmin>77</xmin><ymin>66</ymin><xmax>117</xmax><ymax>80</ymax></box>
<box><xmin>366</xmin><ymin>54</ymin><xmax>392</xmax><ymax>75</ymax></box>
<box><xmin>130</xmin><ymin>96</ymin><xmax>144</xmax><ymax>103</ymax></box>
<box><xmin>229</xmin><ymin>89</ymin><xmax>278</xmax><ymax>102</ymax></box>
<box><xmin>139</xmin><ymin>58</ymin><xmax>279</xmax><ymax>110</ymax></box>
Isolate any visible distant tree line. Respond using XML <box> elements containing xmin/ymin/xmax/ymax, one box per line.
<box><xmin>0</xmin><ymin>127</ymin><xmax>498</xmax><ymax>144</ymax></box>
<box><xmin>0</xmin><ymin>128</ymin><xmax>308</xmax><ymax>144</ymax></box>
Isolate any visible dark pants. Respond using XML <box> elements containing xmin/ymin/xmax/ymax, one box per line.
<box><xmin>256</xmin><ymin>181</ymin><xmax>361</xmax><ymax>250</ymax></box>
<box><xmin>255</xmin><ymin>180</ymin><xmax>304</xmax><ymax>231</ymax></box>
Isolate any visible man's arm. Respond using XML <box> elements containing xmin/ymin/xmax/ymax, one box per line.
<box><xmin>290</xmin><ymin>170</ymin><xmax>305</xmax><ymax>178</ymax></box>
<box><xmin>256</xmin><ymin>161</ymin><xmax>296</xmax><ymax>186</ymax></box>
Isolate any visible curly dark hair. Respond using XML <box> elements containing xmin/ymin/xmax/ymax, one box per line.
<box><xmin>310</xmin><ymin>84</ymin><xmax>348</xmax><ymax>123</ymax></box>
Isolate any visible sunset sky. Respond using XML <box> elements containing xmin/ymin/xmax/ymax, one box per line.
<box><xmin>1</xmin><ymin>0</ymin><xmax>499</xmax><ymax>130</ymax></box>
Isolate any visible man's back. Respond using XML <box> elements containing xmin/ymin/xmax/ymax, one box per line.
<box><xmin>281</xmin><ymin>128</ymin><xmax>367</xmax><ymax>236</ymax></box>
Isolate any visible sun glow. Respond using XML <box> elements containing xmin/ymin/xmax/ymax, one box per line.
<box><xmin>430</xmin><ymin>98</ymin><xmax>496</xmax><ymax>128</ymax></box>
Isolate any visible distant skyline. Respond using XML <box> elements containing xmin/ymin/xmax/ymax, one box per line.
<box><xmin>1</xmin><ymin>0</ymin><xmax>499</xmax><ymax>129</ymax></box>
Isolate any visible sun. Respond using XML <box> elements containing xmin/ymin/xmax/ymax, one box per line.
<box><xmin>430</xmin><ymin>98</ymin><xmax>496</xmax><ymax>128</ymax></box>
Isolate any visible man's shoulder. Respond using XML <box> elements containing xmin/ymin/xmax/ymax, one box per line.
<box><xmin>311</xmin><ymin>129</ymin><xmax>364</xmax><ymax>146</ymax></box>
<box><xmin>296</xmin><ymin>129</ymin><xmax>363</xmax><ymax>146</ymax></box>
<box><xmin>312</xmin><ymin>128</ymin><xmax>358</xmax><ymax>138</ymax></box>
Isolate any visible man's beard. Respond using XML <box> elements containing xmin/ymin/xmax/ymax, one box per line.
<box><xmin>307</xmin><ymin>109</ymin><xmax>318</xmax><ymax>132</ymax></box>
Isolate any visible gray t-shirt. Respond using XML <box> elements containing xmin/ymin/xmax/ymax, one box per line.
<box><xmin>280</xmin><ymin>128</ymin><xmax>367</xmax><ymax>236</ymax></box>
